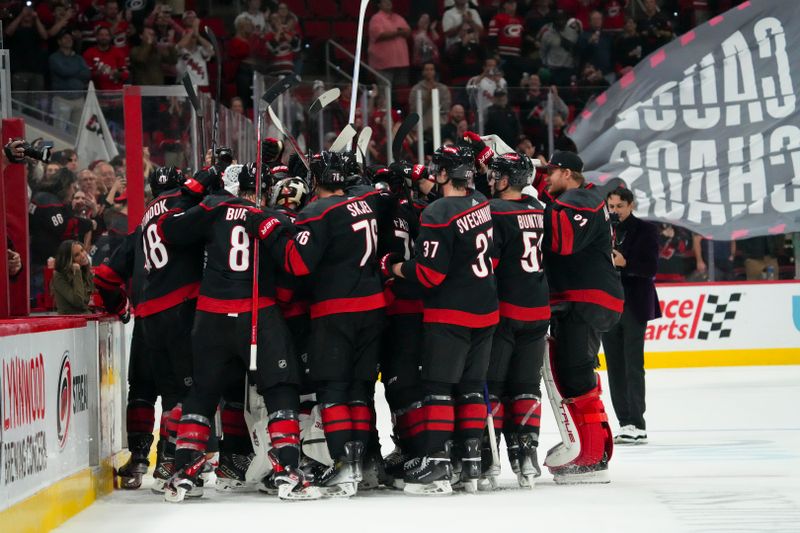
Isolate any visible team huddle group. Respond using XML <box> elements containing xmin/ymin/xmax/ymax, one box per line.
<box><xmin>96</xmin><ymin>129</ymin><xmax>624</xmax><ymax>502</ymax></box>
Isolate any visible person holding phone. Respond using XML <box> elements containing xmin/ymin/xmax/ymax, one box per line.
<box><xmin>367</xmin><ymin>0</ymin><xmax>411</xmax><ymax>86</ymax></box>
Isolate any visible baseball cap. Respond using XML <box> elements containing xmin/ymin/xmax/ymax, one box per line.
<box><xmin>547</xmin><ymin>151</ymin><xmax>584</xmax><ymax>172</ymax></box>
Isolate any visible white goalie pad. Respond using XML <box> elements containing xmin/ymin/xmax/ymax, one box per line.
<box><xmin>244</xmin><ymin>381</ymin><xmax>273</xmax><ymax>482</ymax></box>
<box><xmin>542</xmin><ymin>336</ymin><xmax>581</xmax><ymax>468</ymax></box>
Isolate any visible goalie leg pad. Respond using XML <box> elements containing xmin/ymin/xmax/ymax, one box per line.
<box><xmin>543</xmin><ymin>337</ymin><xmax>613</xmax><ymax>473</ymax></box>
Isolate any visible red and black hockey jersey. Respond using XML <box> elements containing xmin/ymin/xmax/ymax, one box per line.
<box><xmin>273</xmin><ymin>205</ymin><xmax>308</xmax><ymax>319</ymax></box>
<box><xmin>275</xmin><ymin>190</ymin><xmax>386</xmax><ymax>319</ymax></box>
<box><xmin>400</xmin><ymin>191</ymin><xmax>499</xmax><ymax>328</ymax></box>
<box><xmin>539</xmin><ymin>185</ymin><xmax>623</xmax><ymax>314</ymax></box>
<box><xmin>488</xmin><ymin>12</ymin><xmax>525</xmax><ymax>57</ymax></box>
<box><xmin>29</xmin><ymin>191</ymin><xmax>94</xmax><ymax>267</ymax></box>
<box><xmin>489</xmin><ymin>195</ymin><xmax>550</xmax><ymax>322</ymax></box>
<box><xmin>158</xmin><ymin>192</ymin><xmax>284</xmax><ymax>314</ymax></box>
<box><xmin>138</xmin><ymin>189</ymin><xmax>204</xmax><ymax>317</ymax></box>
<box><xmin>381</xmin><ymin>196</ymin><xmax>423</xmax><ymax>315</ymax></box>
<box><xmin>94</xmin><ymin>228</ymin><xmax>142</xmax><ymax>316</ymax></box>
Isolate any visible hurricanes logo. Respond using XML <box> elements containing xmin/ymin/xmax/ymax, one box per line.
<box><xmin>57</xmin><ymin>351</ymin><xmax>73</xmax><ymax>450</ymax></box>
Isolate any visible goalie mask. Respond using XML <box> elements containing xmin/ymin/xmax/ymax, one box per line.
<box><xmin>271</xmin><ymin>177</ymin><xmax>310</xmax><ymax>210</ymax></box>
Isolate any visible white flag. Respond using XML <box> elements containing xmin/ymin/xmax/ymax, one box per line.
<box><xmin>75</xmin><ymin>81</ymin><xmax>119</xmax><ymax>166</ymax></box>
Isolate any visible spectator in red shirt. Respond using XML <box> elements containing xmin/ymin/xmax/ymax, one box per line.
<box><xmin>488</xmin><ymin>0</ymin><xmax>525</xmax><ymax>85</ymax></box>
<box><xmin>367</xmin><ymin>0</ymin><xmax>411</xmax><ymax>87</ymax></box>
<box><xmin>264</xmin><ymin>11</ymin><xmax>302</xmax><ymax>76</ymax></box>
<box><xmin>102</xmin><ymin>0</ymin><xmax>132</xmax><ymax>52</ymax></box>
<box><xmin>83</xmin><ymin>25</ymin><xmax>129</xmax><ymax>90</ymax></box>
<box><xmin>228</xmin><ymin>17</ymin><xmax>256</xmax><ymax>108</ymax></box>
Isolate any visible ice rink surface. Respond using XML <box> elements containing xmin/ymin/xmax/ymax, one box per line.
<box><xmin>56</xmin><ymin>365</ymin><xmax>800</xmax><ymax>533</ymax></box>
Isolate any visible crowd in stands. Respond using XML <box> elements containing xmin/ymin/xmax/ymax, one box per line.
<box><xmin>2</xmin><ymin>0</ymin><xmax>793</xmax><ymax>312</ymax></box>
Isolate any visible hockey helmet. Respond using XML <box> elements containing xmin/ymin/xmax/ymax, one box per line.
<box><xmin>148</xmin><ymin>166</ymin><xmax>185</xmax><ymax>195</ymax></box>
<box><xmin>271</xmin><ymin>177</ymin><xmax>310</xmax><ymax>209</ymax></box>
<box><xmin>310</xmin><ymin>151</ymin><xmax>347</xmax><ymax>188</ymax></box>
<box><xmin>237</xmin><ymin>162</ymin><xmax>269</xmax><ymax>195</ymax></box>
<box><xmin>429</xmin><ymin>144</ymin><xmax>475</xmax><ymax>183</ymax></box>
<box><xmin>488</xmin><ymin>152</ymin><xmax>534</xmax><ymax>188</ymax></box>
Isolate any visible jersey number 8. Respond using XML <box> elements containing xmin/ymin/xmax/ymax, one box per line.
<box><xmin>229</xmin><ymin>226</ymin><xmax>250</xmax><ymax>272</ymax></box>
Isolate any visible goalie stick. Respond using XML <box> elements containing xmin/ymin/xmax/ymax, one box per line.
<box><xmin>355</xmin><ymin>126</ymin><xmax>372</xmax><ymax>166</ymax></box>
<box><xmin>348</xmin><ymin>0</ymin><xmax>371</xmax><ymax>127</ymax></box>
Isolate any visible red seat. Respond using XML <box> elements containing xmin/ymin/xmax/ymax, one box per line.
<box><xmin>333</xmin><ymin>21</ymin><xmax>358</xmax><ymax>41</ymax></box>
<box><xmin>284</xmin><ymin>0</ymin><xmax>307</xmax><ymax>18</ymax></box>
<box><xmin>303</xmin><ymin>20</ymin><xmax>331</xmax><ymax>42</ymax></box>
<box><xmin>309</xmin><ymin>1</ymin><xmax>338</xmax><ymax>18</ymax></box>
<box><xmin>342</xmin><ymin>0</ymin><xmax>378</xmax><ymax>19</ymax></box>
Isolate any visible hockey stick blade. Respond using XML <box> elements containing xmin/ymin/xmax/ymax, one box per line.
<box><xmin>181</xmin><ymin>73</ymin><xmax>202</xmax><ymax>113</ymax></box>
<box><xmin>392</xmin><ymin>112</ymin><xmax>419</xmax><ymax>162</ymax></box>
<box><xmin>309</xmin><ymin>88</ymin><xmax>341</xmax><ymax>116</ymax></box>
<box><xmin>330</xmin><ymin>124</ymin><xmax>358</xmax><ymax>153</ymax></box>
<box><xmin>267</xmin><ymin>104</ymin><xmax>309</xmax><ymax>169</ymax></box>
<box><xmin>262</xmin><ymin>75</ymin><xmax>300</xmax><ymax>108</ymax></box>
<box><xmin>356</xmin><ymin>126</ymin><xmax>372</xmax><ymax>164</ymax></box>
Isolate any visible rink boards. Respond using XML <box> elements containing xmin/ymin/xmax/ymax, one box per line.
<box><xmin>600</xmin><ymin>279</ymin><xmax>800</xmax><ymax>368</ymax></box>
<box><xmin>0</xmin><ymin>280</ymin><xmax>799</xmax><ymax>532</ymax></box>
<box><xmin>0</xmin><ymin>316</ymin><xmax>126</xmax><ymax>533</ymax></box>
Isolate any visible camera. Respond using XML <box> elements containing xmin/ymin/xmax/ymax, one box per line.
<box><xmin>3</xmin><ymin>139</ymin><xmax>52</xmax><ymax>163</ymax></box>
<box><xmin>23</xmin><ymin>142</ymin><xmax>52</xmax><ymax>163</ymax></box>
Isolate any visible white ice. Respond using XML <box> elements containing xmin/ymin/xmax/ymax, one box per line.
<box><xmin>56</xmin><ymin>366</ymin><xmax>800</xmax><ymax>533</ymax></box>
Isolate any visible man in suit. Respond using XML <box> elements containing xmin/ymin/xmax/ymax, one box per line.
<box><xmin>603</xmin><ymin>187</ymin><xmax>661</xmax><ymax>444</ymax></box>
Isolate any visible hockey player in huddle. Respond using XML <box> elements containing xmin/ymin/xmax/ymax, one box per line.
<box><xmin>484</xmin><ymin>153</ymin><xmax>550</xmax><ymax>489</ymax></box>
<box><xmin>375</xmin><ymin>161</ymin><xmax>424</xmax><ymax>486</ymax></box>
<box><xmin>533</xmin><ymin>151</ymin><xmax>623</xmax><ymax>483</ymax></box>
<box><xmin>136</xmin><ymin>166</ymin><xmax>209</xmax><ymax>492</ymax></box>
<box><xmin>246</xmin><ymin>151</ymin><xmax>386</xmax><ymax>497</ymax></box>
<box><xmin>157</xmin><ymin>163</ymin><xmax>316</xmax><ymax>502</ymax></box>
<box><xmin>94</xmin><ymin>229</ymin><xmax>150</xmax><ymax>490</ymax></box>
<box><xmin>382</xmin><ymin>141</ymin><xmax>499</xmax><ymax>495</ymax></box>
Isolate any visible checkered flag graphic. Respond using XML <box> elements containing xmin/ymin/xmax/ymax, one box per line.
<box><xmin>697</xmin><ymin>293</ymin><xmax>742</xmax><ymax>340</ymax></box>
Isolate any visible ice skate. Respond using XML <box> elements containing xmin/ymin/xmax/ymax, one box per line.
<box><xmin>383</xmin><ymin>440</ymin><xmax>410</xmax><ymax>490</ymax></box>
<box><xmin>457</xmin><ymin>438</ymin><xmax>481</xmax><ymax>493</ymax></box>
<box><xmin>359</xmin><ymin>450</ymin><xmax>387</xmax><ymax>491</ymax></box>
<box><xmin>550</xmin><ymin>454</ymin><xmax>610</xmax><ymax>484</ymax></box>
<box><xmin>517</xmin><ymin>433</ymin><xmax>541</xmax><ymax>488</ymax></box>
<box><xmin>215</xmin><ymin>452</ymin><xmax>253</xmax><ymax>492</ymax></box>
<box><xmin>402</xmin><ymin>450</ymin><xmax>453</xmax><ymax>496</ymax></box>
<box><xmin>115</xmin><ymin>434</ymin><xmax>153</xmax><ymax>490</ymax></box>
<box><xmin>163</xmin><ymin>454</ymin><xmax>207</xmax><ymax>502</ymax></box>
<box><xmin>317</xmin><ymin>441</ymin><xmax>363</xmax><ymax>498</ymax></box>
<box><xmin>150</xmin><ymin>449</ymin><xmax>175</xmax><ymax>494</ymax></box>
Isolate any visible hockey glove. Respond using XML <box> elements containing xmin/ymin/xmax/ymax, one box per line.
<box><xmin>463</xmin><ymin>131</ymin><xmax>494</xmax><ymax>167</ymax></box>
<box><xmin>380</xmin><ymin>252</ymin><xmax>404</xmax><ymax>280</ymax></box>
<box><xmin>245</xmin><ymin>210</ymin><xmax>284</xmax><ymax>245</ymax></box>
<box><xmin>184</xmin><ymin>166</ymin><xmax>222</xmax><ymax>197</ymax></box>
<box><xmin>261</xmin><ymin>137</ymin><xmax>284</xmax><ymax>164</ymax></box>
<box><xmin>388</xmin><ymin>161</ymin><xmax>412</xmax><ymax>192</ymax></box>
<box><xmin>287</xmin><ymin>153</ymin><xmax>307</xmax><ymax>178</ymax></box>
<box><xmin>411</xmin><ymin>164</ymin><xmax>431</xmax><ymax>186</ymax></box>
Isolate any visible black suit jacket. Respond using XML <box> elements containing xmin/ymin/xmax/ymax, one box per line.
<box><xmin>615</xmin><ymin>215</ymin><xmax>662</xmax><ymax>323</ymax></box>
